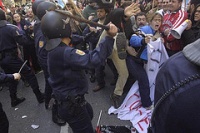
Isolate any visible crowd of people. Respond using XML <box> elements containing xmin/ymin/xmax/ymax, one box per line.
<box><xmin>0</xmin><ymin>0</ymin><xmax>200</xmax><ymax>132</ymax></box>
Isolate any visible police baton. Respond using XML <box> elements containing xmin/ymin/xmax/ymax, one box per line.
<box><xmin>55</xmin><ymin>9</ymin><xmax>110</xmax><ymax>31</ymax></box>
<box><xmin>18</xmin><ymin>60</ymin><xmax>27</xmax><ymax>73</ymax></box>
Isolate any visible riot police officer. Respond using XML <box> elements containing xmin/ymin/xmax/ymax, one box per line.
<box><xmin>0</xmin><ymin>72</ymin><xmax>21</xmax><ymax>133</ymax></box>
<box><xmin>41</xmin><ymin>10</ymin><xmax>117</xmax><ymax>133</ymax></box>
<box><xmin>0</xmin><ymin>8</ymin><xmax>44</xmax><ymax>107</ymax></box>
<box><xmin>33</xmin><ymin>0</ymin><xmax>66</xmax><ymax>126</ymax></box>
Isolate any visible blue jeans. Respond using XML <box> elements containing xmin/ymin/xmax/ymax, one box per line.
<box><xmin>126</xmin><ymin>55</ymin><xmax>152</xmax><ymax>107</ymax></box>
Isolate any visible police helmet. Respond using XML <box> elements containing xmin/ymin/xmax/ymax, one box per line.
<box><xmin>36</xmin><ymin>1</ymin><xmax>57</xmax><ymax>20</ymax></box>
<box><xmin>0</xmin><ymin>8</ymin><xmax>6</xmax><ymax>20</ymax></box>
<box><xmin>32</xmin><ymin>0</ymin><xmax>44</xmax><ymax>15</ymax></box>
<box><xmin>41</xmin><ymin>11</ymin><xmax>72</xmax><ymax>50</ymax></box>
<box><xmin>94</xmin><ymin>0</ymin><xmax>115</xmax><ymax>9</ymax></box>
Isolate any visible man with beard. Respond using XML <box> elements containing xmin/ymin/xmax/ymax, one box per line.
<box><xmin>132</xmin><ymin>12</ymin><xmax>148</xmax><ymax>32</ymax></box>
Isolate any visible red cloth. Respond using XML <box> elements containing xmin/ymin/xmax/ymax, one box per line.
<box><xmin>0</xmin><ymin>0</ymin><xmax>5</xmax><ymax>11</ymax></box>
<box><xmin>161</xmin><ymin>10</ymin><xmax>188</xmax><ymax>51</ymax></box>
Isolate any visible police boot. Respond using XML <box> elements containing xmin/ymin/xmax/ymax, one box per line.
<box><xmin>52</xmin><ymin>102</ymin><xmax>66</xmax><ymax>126</ymax></box>
<box><xmin>33</xmin><ymin>89</ymin><xmax>45</xmax><ymax>103</ymax></box>
<box><xmin>10</xmin><ymin>94</ymin><xmax>26</xmax><ymax>107</ymax></box>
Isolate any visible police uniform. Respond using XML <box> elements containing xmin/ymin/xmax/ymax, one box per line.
<box><xmin>48</xmin><ymin>37</ymin><xmax>114</xmax><ymax>133</ymax></box>
<box><xmin>33</xmin><ymin>1</ymin><xmax>66</xmax><ymax>126</ymax></box>
<box><xmin>41</xmin><ymin>11</ymin><xmax>116</xmax><ymax>133</ymax></box>
<box><xmin>34</xmin><ymin>19</ymin><xmax>52</xmax><ymax>108</ymax></box>
<box><xmin>0</xmin><ymin>72</ymin><xmax>15</xmax><ymax>133</ymax></box>
<box><xmin>0</xmin><ymin>9</ymin><xmax>44</xmax><ymax>107</ymax></box>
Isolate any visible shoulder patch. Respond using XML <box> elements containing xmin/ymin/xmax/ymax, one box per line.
<box><xmin>75</xmin><ymin>49</ymin><xmax>85</xmax><ymax>55</ymax></box>
<box><xmin>39</xmin><ymin>41</ymin><xmax>44</xmax><ymax>48</ymax></box>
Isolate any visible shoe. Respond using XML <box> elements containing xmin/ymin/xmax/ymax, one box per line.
<box><xmin>52</xmin><ymin>114</ymin><xmax>66</xmax><ymax>126</ymax></box>
<box><xmin>35</xmin><ymin>92</ymin><xmax>45</xmax><ymax>103</ymax></box>
<box><xmin>93</xmin><ymin>85</ymin><xmax>104</xmax><ymax>92</ymax></box>
<box><xmin>116</xmin><ymin>32</ymin><xmax>127</xmax><ymax>60</ymax></box>
<box><xmin>11</xmin><ymin>97</ymin><xmax>26</xmax><ymax>107</ymax></box>
<box><xmin>110</xmin><ymin>93</ymin><xmax>121</xmax><ymax>108</ymax></box>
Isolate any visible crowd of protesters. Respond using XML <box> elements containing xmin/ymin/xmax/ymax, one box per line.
<box><xmin>0</xmin><ymin>0</ymin><xmax>200</xmax><ymax>132</ymax></box>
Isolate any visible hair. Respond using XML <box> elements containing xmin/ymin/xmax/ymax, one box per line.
<box><xmin>190</xmin><ymin>4</ymin><xmax>200</xmax><ymax>26</ymax></box>
<box><xmin>135</xmin><ymin>12</ymin><xmax>146</xmax><ymax>20</ymax></box>
<box><xmin>120</xmin><ymin>1</ymin><xmax>132</xmax><ymax>9</ymax></box>
<box><xmin>190</xmin><ymin>0</ymin><xmax>200</xmax><ymax>5</ymax></box>
<box><xmin>148</xmin><ymin>12</ymin><xmax>163</xmax><ymax>22</ymax></box>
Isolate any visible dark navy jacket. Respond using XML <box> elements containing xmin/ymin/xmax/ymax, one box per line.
<box><xmin>47</xmin><ymin>36</ymin><xmax>114</xmax><ymax>101</ymax></box>
<box><xmin>33</xmin><ymin>20</ymin><xmax>48</xmax><ymax>61</ymax></box>
<box><xmin>0</xmin><ymin>73</ymin><xmax>14</xmax><ymax>83</ymax></box>
<box><xmin>0</xmin><ymin>20</ymin><xmax>28</xmax><ymax>52</ymax></box>
<box><xmin>153</xmin><ymin>52</ymin><xmax>200</xmax><ymax>133</ymax></box>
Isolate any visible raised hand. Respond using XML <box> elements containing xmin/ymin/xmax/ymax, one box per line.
<box><xmin>124</xmin><ymin>2</ymin><xmax>141</xmax><ymax>18</ymax></box>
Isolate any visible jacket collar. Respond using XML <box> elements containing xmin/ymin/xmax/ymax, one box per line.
<box><xmin>183</xmin><ymin>39</ymin><xmax>200</xmax><ymax>66</ymax></box>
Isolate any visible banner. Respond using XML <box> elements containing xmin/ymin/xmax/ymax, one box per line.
<box><xmin>108</xmin><ymin>38</ymin><xmax>169</xmax><ymax>133</ymax></box>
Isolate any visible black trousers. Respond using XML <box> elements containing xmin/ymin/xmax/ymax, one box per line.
<box><xmin>0</xmin><ymin>102</ymin><xmax>9</xmax><ymax>133</ymax></box>
<box><xmin>38</xmin><ymin>57</ymin><xmax>52</xmax><ymax>105</ymax></box>
<box><xmin>0</xmin><ymin>54</ymin><xmax>40</xmax><ymax>97</ymax></box>
<box><xmin>58</xmin><ymin>97</ymin><xmax>94</xmax><ymax>133</ymax></box>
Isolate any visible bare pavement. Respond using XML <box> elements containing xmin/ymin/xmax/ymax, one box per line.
<box><xmin>0</xmin><ymin>66</ymin><xmax>132</xmax><ymax>133</ymax></box>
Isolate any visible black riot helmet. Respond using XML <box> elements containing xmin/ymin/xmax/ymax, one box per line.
<box><xmin>36</xmin><ymin>1</ymin><xmax>57</xmax><ymax>20</ymax></box>
<box><xmin>0</xmin><ymin>8</ymin><xmax>6</xmax><ymax>20</ymax></box>
<box><xmin>94</xmin><ymin>0</ymin><xmax>115</xmax><ymax>9</ymax></box>
<box><xmin>32</xmin><ymin>0</ymin><xmax>44</xmax><ymax>15</ymax></box>
<box><xmin>41</xmin><ymin>11</ymin><xmax>72</xmax><ymax>50</ymax></box>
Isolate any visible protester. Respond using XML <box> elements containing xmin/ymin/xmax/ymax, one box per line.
<box><xmin>161</xmin><ymin>0</ymin><xmax>188</xmax><ymax>56</ymax></box>
<box><xmin>128</xmin><ymin>12</ymin><xmax>163</xmax><ymax>109</ymax></box>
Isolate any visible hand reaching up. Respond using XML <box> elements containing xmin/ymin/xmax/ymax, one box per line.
<box><xmin>124</xmin><ymin>2</ymin><xmax>141</xmax><ymax>18</ymax></box>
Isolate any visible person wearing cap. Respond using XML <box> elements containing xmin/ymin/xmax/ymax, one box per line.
<box><xmin>0</xmin><ymin>8</ymin><xmax>44</xmax><ymax>107</ymax></box>
<box><xmin>0</xmin><ymin>72</ymin><xmax>21</xmax><ymax>133</ymax></box>
<box><xmin>152</xmin><ymin>39</ymin><xmax>200</xmax><ymax>133</ymax></box>
<box><xmin>41</xmin><ymin>10</ymin><xmax>118</xmax><ymax>133</ymax></box>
